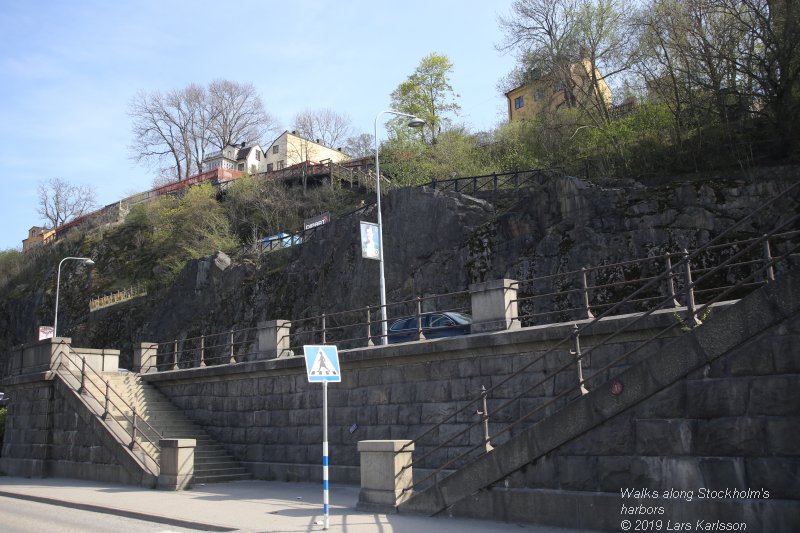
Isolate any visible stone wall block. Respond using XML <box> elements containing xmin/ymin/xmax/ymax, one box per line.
<box><xmin>724</xmin><ymin>334</ymin><xmax>777</xmax><ymax>376</ymax></box>
<box><xmin>685</xmin><ymin>378</ymin><xmax>748</xmax><ymax>418</ymax></box>
<box><xmin>695</xmin><ymin>417</ymin><xmax>765</xmax><ymax>456</ymax></box>
<box><xmin>556</xmin><ymin>455</ymin><xmax>597</xmax><ymax>491</ymax></box>
<box><xmin>594</xmin><ymin>456</ymin><xmax>665</xmax><ymax>492</ymax></box>
<box><xmin>635</xmin><ymin>419</ymin><xmax>695</xmax><ymax>455</ymax></box>
<box><xmin>765</xmin><ymin>418</ymin><xmax>800</xmax><ymax>455</ymax></box>
<box><xmin>773</xmin><ymin>335</ymin><xmax>800</xmax><ymax>373</ymax></box>
<box><xmin>698</xmin><ymin>457</ymin><xmax>747</xmax><ymax>489</ymax></box>
<box><xmin>745</xmin><ymin>458</ymin><xmax>800</xmax><ymax>500</ymax></box>
<box><xmin>748</xmin><ymin>375</ymin><xmax>800</xmax><ymax>415</ymax></box>
<box><xmin>561</xmin><ymin>414</ymin><xmax>634</xmax><ymax>456</ymax></box>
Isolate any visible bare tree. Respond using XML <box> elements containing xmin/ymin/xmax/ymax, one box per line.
<box><xmin>497</xmin><ymin>0</ymin><xmax>634</xmax><ymax>123</ymax></box>
<box><xmin>130</xmin><ymin>79</ymin><xmax>278</xmax><ymax>183</ymax></box>
<box><xmin>292</xmin><ymin>108</ymin><xmax>354</xmax><ymax>148</ymax></box>
<box><xmin>129</xmin><ymin>84</ymin><xmax>208</xmax><ymax>182</ymax></box>
<box><xmin>344</xmin><ymin>133</ymin><xmax>376</xmax><ymax>158</ymax></box>
<box><xmin>207</xmin><ymin>79</ymin><xmax>278</xmax><ymax>150</ymax></box>
<box><xmin>37</xmin><ymin>177</ymin><xmax>98</xmax><ymax>229</ymax></box>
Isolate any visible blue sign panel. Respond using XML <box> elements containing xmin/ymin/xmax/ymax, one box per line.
<box><xmin>303</xmin><ymin>345</ymin><xmax>342</xmax><ymax>383</ymax></box>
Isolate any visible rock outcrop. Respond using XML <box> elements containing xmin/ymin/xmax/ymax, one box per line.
<box><xmin>1</xmin><ymin>167</ymin><xmax>797</xmax><ymax>366</ymax></box>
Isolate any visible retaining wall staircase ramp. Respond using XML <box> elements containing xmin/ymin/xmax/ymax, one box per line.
<box><xmin>91</xmin><ymin>373</ymin><xmax>252</xmax><ymax>484</ymax></box>
<box><xmin>398</xmin><ymin>266</ymin><xmax>800</xmax><ymax>521</ymax></box>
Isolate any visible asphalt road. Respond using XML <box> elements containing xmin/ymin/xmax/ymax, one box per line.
<box><xmin>0</xmin><ymin>495</ymin><xmax>203</xmax><ymax>533</ymax></box>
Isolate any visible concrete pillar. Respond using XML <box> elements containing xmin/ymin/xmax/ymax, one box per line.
<box><xmin>357</xmin><ymin>440</ymin><xmax>415</xmax><ymax>512</ymax></box>
<box><xmin>157</xmin><ymin>438</ymin><xmax>195</xmax><ymax>490</ymax></box>
<box><xmin>257</xmin><ymin>320</ymin><xmax>292</xmax><ymax>359</ymax></box>
<box><xmin>132</xmin><ymin>342</ymin><xmax>158</xmax><ymax>373</ymax></box>
<box><xmin>469</xmin><ymin>279</ymin><xmax>520</xmax><ymax>333</ymax></box>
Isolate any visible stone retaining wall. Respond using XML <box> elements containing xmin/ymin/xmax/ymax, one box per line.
<box><xmin>443</xmin><ymin>282</ymin><xmax>800</xmax><ymax>531</ymax></box>
<box><xmin>0</xmin><ymin>371</ymin><xmax>156</xmax><ymax>486</ymax></box>
<box><xmin>142</xmin><ymin>310</ymin><xmax>692</xmax><ymax>483</ymax></box>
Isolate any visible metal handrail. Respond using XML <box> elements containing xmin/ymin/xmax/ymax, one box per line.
<box><xmin>152</xmin><ymin>325</ymin><xmax>260</xmax><ymax>370</ymax></box>
<box><xmin>405</xmin><ymin>238</ymin><xmax>799</xmax><ymax>490</ymax></box>
<box><xmin>152</xmin><ymin>226</ymin><xmax>798</xmax><ymax>370</ymax></box>
<box><xmin>396</xmin><ymin>180</ymin><xmax>799</xmax><ymax>491</ymax></box>
<box><xmin>51</xmin><ymin>342</ymin><xmax>163</xmax><ymax>475</ymax></box>
<box><xmin>402</xmin><ymin>227</ymin><xmax>798</xmax><ymax>492</ymax></box>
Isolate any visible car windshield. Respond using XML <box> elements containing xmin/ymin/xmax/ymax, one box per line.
<box><xmin>428</xmin><ymin>314</ymin><xmax>454</xmax><ymax>327</ymax></box>
<box><xmin>447</xmin><ymin>312</ymin><xmax>472</xmax><ymax>324</ymax></box>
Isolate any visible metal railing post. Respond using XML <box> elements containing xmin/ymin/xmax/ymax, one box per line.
<box><xmin>366</xmin><ymin>306</ymin><xmax>374</xmax><ymax>347</ymax></box>
<box><xmin>416</xmin><ymin>297</ymin><xmax>426</xmax><ymax>341</ymax></box>
<box><xmin>322</xmin><ymin>313</ymin><xmax>327</xmax><ymax>344</ymax></box>
<box><xmin>103</xmin><ymin>380</ymin><xmax>110</xmax><ymax>419</ymax></box>
<box><xmin>682</xmin><ymin>249</ymin><xmax>702</xmax><ymax>326</ymax></box>
<box><xmin>665</xmin><ymin>255</ymin><xmax>680</xmax><ymax>308</ymax></box>
<box><xmin>229</xmin><ymin>330</ymin><xmax>236</xmax><ymax>364</ymax></box>
<box><xmin>130</xmin><ymin>408</ymin><xmax>137</xmax><ymax>449</ymax></box>
<box><xmin>79</xmin><ymin>357</ymin><xmax>86</xmax><ymax>394</ymax></box>
<box><xmin>581</xmin><ymin>267</ymin><xmax>595</xmax><ymax>319</ymax></box>
<box><xmin>172</xmin><ymin>340</ymin><xmax>178</xmax><ymax>370</ymax></box>
<box><xmin>198</xmin><ymin>334</ymin><xmax>206</xmax><ymax>368</ymax></box>
<box><xmin>493</xmin><ymin>173</ymin><xmax>498</xmax><ymax>190</ymax></box>
<box><xmin>763</xmin><ymin>235</ymin><xmax>776</xmax><ymax>282</ymax></box>
<box><xmin>475</xmin><ymin>386</ymin><xmax>493</xmax><ymax>453</ymax></box>
<box><xmin>570</xmin><ymin>325</ymin><xmax>589</xmax><ymax>395</ymax></box>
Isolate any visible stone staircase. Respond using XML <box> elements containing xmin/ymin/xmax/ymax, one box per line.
<box><xmin>94</xmin><ymin>372</ymin><xmax>251</xmax><ymax>484</ymax></box>
<box><xmin>398</xmin><ymin>266</ymin><xmax>800</xmax><ymax>529</ymax></box>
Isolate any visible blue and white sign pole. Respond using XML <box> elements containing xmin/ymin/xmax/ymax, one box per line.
<box><xmin>303</xmin><ymin>345</ymin><xmax>342</xmax><ymax>531</ymax></box>
<box><xmin>322</xmin><ymin>380</ymin><xmax>329</xmax><ymax>529</ymax></box>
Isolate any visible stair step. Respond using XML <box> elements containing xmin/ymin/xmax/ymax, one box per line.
<box><xmin>89</xmin><ymin>374</ymin><xmax>251</xmax><ymax>484</ymax></box>
<box><xmin>193</xmin><ymin>473</ymin><xmax>253</xmax><ymax>484</ymax></box>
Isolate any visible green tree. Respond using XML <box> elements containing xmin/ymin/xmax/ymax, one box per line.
<box><xmin>119</xmin><ymin>184</ymin><xmax>237</xmax><ymax>284</ymax></box>
<box><xmin>390</xmin><ymin>53</ymin><xmax>461</xmax><ymax>144</ymax></box>
<box><xmin>0</xmin><ymin>249</ymin><xmax>25</xmax><ymax>290</ymax></box>
<box><xmin>224</xmin><ymin>175</ymin><xmax>298</xmax><ymax>245</ymax></box>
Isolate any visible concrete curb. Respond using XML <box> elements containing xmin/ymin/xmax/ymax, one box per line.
<box><xmin>0</xmin><ymin>489</ymin><xmax>236</xmax><ymax>532</ymax></box>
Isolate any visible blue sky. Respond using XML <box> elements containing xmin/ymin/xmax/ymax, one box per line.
<box><xmin>0</xmin><ymin>0</ymin><xmax>516</xmax><ymax>251</ymax></box>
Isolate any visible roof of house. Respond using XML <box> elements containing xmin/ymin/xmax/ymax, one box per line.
<box><xmin>237</xmin><ymin>146</ymin><xmax>253</xmax><ymax>161</ymax></box>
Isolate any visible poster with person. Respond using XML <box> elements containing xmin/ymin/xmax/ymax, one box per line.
<box><xmin>360</xmin><ymin>221</ymin><xmax>381</xmax><ymax>260</ymax></box>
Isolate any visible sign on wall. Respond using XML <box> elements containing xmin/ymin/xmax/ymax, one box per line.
<box><xmin>38</xmin><ymin>326</ymin><xmax>54</xmax><ymax>340</ymax></box>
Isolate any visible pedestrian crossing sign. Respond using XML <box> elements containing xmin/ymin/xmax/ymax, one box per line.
<box><xmin>303</xmin><ymin>345</ymin><xmax>342</xmax><ymax>382</ymax></box>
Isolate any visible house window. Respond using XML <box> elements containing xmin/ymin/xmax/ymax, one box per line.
<box><xmin>514</xmin><ymin>96</ymin><xmax>524</xmax><ymax>109</ymax></box>
<box><xmin>267</xmin><ymin>163</ymin><xmax>274</xmax><ymax>171</ymax></box>
<box><xmin>273</xmin><ymin>146</ymin><xmax>279</xmax><ymax>154</ymax></box>
<box><xmin>534</xmin><ymin>89</ymin><xmax>545</xmax><ymax>101</ymax></box>
<box><xmin>237</xmin><ymin>163</ymin><xmax>244</xmax><ymax>171</ymax></box>
<box><xmin>251</xmin><ymin>164</ymin><xmax>257</xmax><ymax>173</ymax></box>
<box><xmin>255</xmin><ymin>150</ymin><xmax>261</xmax><ymax>161</ymax></box>
<box><xmin>277</xmin><ymin>160</ymin><xmax>285</xmax><ymax>170</ymax></box>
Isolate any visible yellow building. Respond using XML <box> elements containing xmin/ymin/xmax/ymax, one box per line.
<box><xmin>22</xmin><ymin>226</ymin><xmax>55</xmax><ymax>251</ymax></box>
<box><xmin>505</xmin><ymin>59</ymin><xmax>612</xmax><ymax>122</ymax></box>
<box><xmin>265</xmin><ymin>131</ymin><xmax>350</xmax><ymax>172</ymax></box>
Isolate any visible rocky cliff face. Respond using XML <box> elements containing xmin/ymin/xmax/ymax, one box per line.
<box><xmin>2</xmin><ymin>167</ymin><xmax>797</xmax><ymax>366</ymax></box>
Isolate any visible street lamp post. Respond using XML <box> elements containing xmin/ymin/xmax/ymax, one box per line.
<box><xmin>54</xmin><ymin>257</ymin><xmax>95</xmax><ymax>337</ymax></box>
<box><xmin>373</xmin><ymin>110</ymin><xmax>425</xmax><ymax>345</ymax></box>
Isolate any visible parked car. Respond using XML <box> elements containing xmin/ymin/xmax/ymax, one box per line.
<box><xmin>386</xmin><ymin>312</ymin><xmax>473</xmax><ymax>344</ymax></box>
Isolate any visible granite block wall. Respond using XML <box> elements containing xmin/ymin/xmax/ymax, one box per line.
<box><xmin>143</xmin><ymin>315</ymin><xmax>683</xmax><ymax>483</ymax></box>
<box><xmin>447</xmin><ymin>309</ymin><xmax>800</xmax><ymax>531</ymax></box>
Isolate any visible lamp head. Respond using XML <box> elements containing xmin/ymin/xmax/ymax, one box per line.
<box><xmin>407</xmin><ymin>117</ymin><xmax>426</xmax><ymax>128</ymax></box>
<box><xmin>83</xmin><ymin>259</ymin><xmax>95</xmax><ymax>266</ymax></box>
